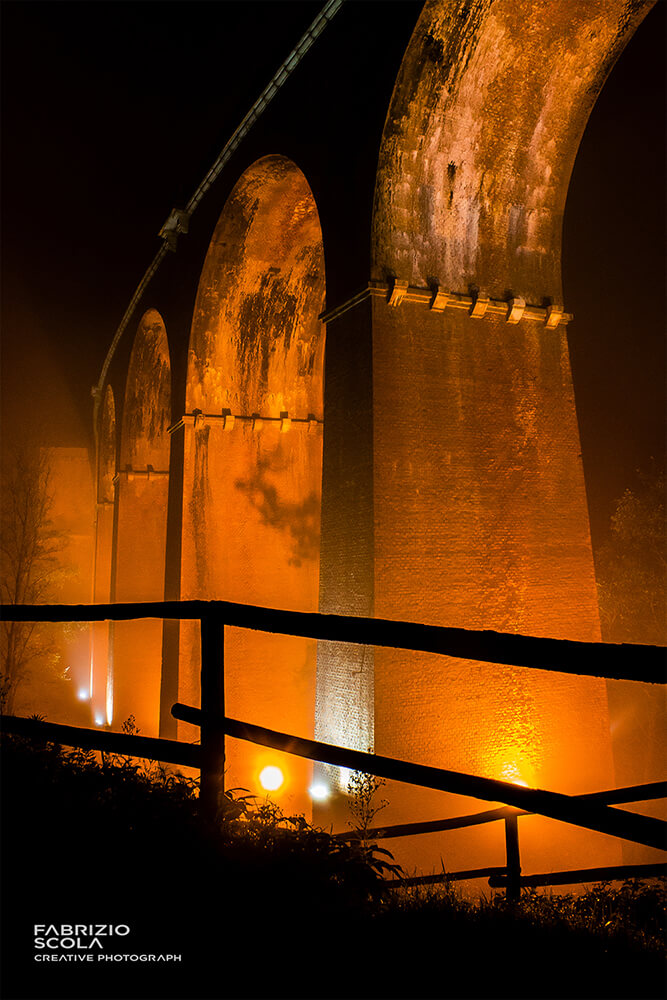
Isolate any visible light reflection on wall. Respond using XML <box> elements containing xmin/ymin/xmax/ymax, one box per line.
<box><xmin>92</xmin><ymin>385</ymin><xmax>116</xmax><ymax>727</ymax></box>
<box><xmin>105</xmin><ymin>672</ymin><xmax>114</xmax><ymax>728</ymax></box>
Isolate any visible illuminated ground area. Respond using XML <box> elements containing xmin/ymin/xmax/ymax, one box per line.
<box><xmin>1</xmin><ymin>735</ymin><xmax>663</xmax><ymax>1000</ymax></box>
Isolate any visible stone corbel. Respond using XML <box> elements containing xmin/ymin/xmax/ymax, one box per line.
<box><xmin>470</xmin><ymin>292</ymin><xmax>490</xmax><ymax>318</ymax></box>
<box><xmin>430</xmin><ymin>287</ymin><xmax>450</xmax><ymax>313</ymax></box>
<box><xmin>545</xmin><ymin>304</ymin><xmax>564</xmax><ymax>329</ymax></box>
<box><xmin>506</xmin><ymin>297</ymin><xmax>526</xmax><ymax>324</ymax></box>
<box><xmin>388</xmin><ymin>278</ymin><xmax>409</xmax><ymax>307</ymax></box>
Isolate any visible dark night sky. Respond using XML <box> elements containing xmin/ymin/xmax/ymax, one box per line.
<box><xmin>1</xmin><ymin>0</ymin><xmax>665</xmax><ymax>551</ymax></box>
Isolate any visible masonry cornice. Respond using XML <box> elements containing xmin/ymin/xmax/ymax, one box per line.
<box><xmin>320</xmin><ymin>280</ymin><xmax>571</xmax><ymax>329</ymax></box>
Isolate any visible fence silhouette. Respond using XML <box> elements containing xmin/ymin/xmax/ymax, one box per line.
<box><xmin>1</xmin><ymin>599</ymin><xmax>665</xmax><ymax>898</ymax></box>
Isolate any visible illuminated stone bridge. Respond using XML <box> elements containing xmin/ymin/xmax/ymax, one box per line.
<box><xmin>87</xmin><ymin>0</ymin><xmax>655</xmax><ymax>874</ymax></box>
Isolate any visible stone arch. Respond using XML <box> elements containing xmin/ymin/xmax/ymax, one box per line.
<box><xmin>315</xmin><ymin>0</ymin><xmax>655</xmax><ymax>872</ymax></box>
<box><xmin>179</xmin><ymin>155</ymin><xmax>326</xmax><ymax>812</ymax></box>
<box><xmin>97</xmin><ymin>385</ymin><xmax>117</xmax><ymax>505</ymax></box>
<box><xmin>112</xmin><ymin>309</ymin><xmax>171</xmax><ymax>736</ymax></box>
<box><xmin>91</xmin><ymin>385</ymin><xmax>117</xmax><ymax>725</ymax></box>
<box><xmin>372</xmin><ymin>0</ymin><xmax>652</xmax><ymax>303</ymax></box>
<box><xmin>121</xmin><ymin>308</ymin><xmax>171</xmax><ymax>472</ymax></box>
<box><xmin>186</xmin><ymin>156</ymin><xmax>325</xmax><ymax>420</ymax></box>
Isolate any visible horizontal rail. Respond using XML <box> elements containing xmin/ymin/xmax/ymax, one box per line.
<box><xmin>338</xmin><ymin>806</ymin><xmax>515</xmax><ymax>840</ymax></box>
<box><xmin>2</xmin><ymin>600</ymin><xmax>664</xmax><ymax>683</ymax></box>
<box><xmin>6</xmin><ymin>712</ymin><xmax>661</xmax><ymax>844</ymax></box>
<box><xmin>393</xmin><ymin>867</ymin><xmax>507</xmax><ymax>888</ymax></box>
<box><xmin>488</xmin><ymin>862</ymin><xmax>667</xmax><ymax>889</ymax></box>
<box><xmin>578</xmin><ymin>782</ymin><xmax>667</xmax><ymax>806</ymax></box>
<box><xmin>0</xmin><ymin>715</ymin><xmax>201</xmax><ymax>769</ymax></box>
<box><xmin>171</xmin><ymin>703</ymin><xmax>667</xmax><ymax>850</ymax></box>
<box><xmin>343</xmin><ymin>782</ymin><xmax>667</xmax><ymax>841</ymax></box>
<box><xmin>5</xmin><ymin>712</ymin><xmax>665</xmax><ymax>893</ymax></box>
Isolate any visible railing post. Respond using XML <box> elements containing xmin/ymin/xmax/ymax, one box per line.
<box><xmin>199</xmin><ymin>616</ymin><xmax>225</xmax><ymax>822</ymax></box>
<box><xmin>504</xmin><ymin>811</ymin><xmax>521</xmax><ymax>901</ymax></box>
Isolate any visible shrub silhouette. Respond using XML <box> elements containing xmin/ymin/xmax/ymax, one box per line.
<box><xmin>1</xmin><ymin>732</ymin><xmax>664</xmax><ymax>1000</ymax></box>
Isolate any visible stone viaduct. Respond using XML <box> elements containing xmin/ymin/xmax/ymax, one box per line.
<box><xmin>88</xmin><ymin>0</ymin><xmax>656</xmax><ymax>874</ymax></box>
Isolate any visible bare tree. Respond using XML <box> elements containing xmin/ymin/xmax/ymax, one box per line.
<box><xmin>596</xmin><ymin>468</ymin><xmax>666</xmax><ymax>646</ymax></box>
<box><xmin>0</xmin><ymin>443</ymin><xmax>67</xmax><ymax>713</ymax></box>
<box><xmin>596</xmin><ymin>468</ymin><xmax>666</xmax><ymax>800</ymax></box>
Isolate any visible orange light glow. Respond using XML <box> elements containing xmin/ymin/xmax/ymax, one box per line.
<box><xmin>259</xmin><ymin>765</ymin><xmax>284</xmax><ymax>791</ymax></box>
<box><xmin>500</xmin><ymin>760</ymin><xmax>534</xmax><ymax>788</ymax></box>
<box><xmin>105</xmin><ymin>680</ymin><xmax>113</xmax><ymax>727</ymax></box>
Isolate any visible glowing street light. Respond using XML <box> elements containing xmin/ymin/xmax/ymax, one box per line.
<box><xmin>77</xmin><ymin>686</ymin><xmax>90</xmax><ymax>702</ymax></box>
<box><xmin>309</xmin><ymin>782</ymin><xmax>329</xmax><ymax>802</ymax></box>
<box><xmin>259</xmin><ymin>765</ymin><xmax>284</xmax><ymax>791</ymax></box>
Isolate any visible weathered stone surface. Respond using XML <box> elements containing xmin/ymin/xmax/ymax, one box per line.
<box><xmin>373</xmin><ymin>0</ymin><xmax>653</xmax><ymax>304</ymax></box>
<box><xmin>120</xmin><ymin>309</ymin><xmax>171</xmax><ymax>472</ymax></box>
<box><xmin>187</xmin><ymin>155</ymin><xmax>325</xmax><ymax>421</ymax></box>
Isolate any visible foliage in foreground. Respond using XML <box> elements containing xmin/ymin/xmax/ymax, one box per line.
<box><xmin>1</xmin><ymin>732</ymin><xmax>665</xmax><ymax>1000</ymax></box>
<box><xmin>1</xmin><ymin>728</ymin><xmax>398</xmax><ymax>915</ymax></box>
<box><xmin>393</xmin><ymin>877</ymin><xmax>666</xmax><ymax>954</ymax></box>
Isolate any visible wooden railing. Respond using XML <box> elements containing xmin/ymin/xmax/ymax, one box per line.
<box><xmin>334</xmin><ymin>784</ymin><xmax>667</xmax><ymax>897</ymax></box>
<box><xmin>1</xmin><ymin>599</ymin><xmax>665</xmax><ymax>898</ymax></box>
